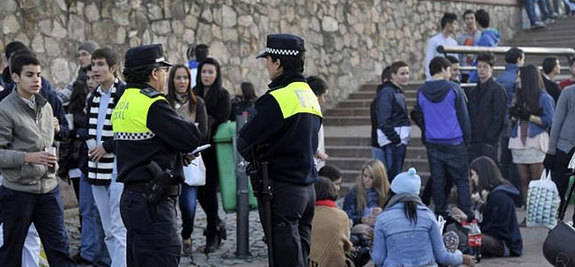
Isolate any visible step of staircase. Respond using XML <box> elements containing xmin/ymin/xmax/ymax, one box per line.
<box><xmin>324</xmin><ymin>16</ymin><xmax>574</xmax><ymax>194</ymax></box>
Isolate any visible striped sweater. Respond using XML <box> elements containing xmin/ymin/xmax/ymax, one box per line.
<box><xmin>86</xmin><ymin>79</ymin><xmax>125</xmax><ymax>185</ymax></box>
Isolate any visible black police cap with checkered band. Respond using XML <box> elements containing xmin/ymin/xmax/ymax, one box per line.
<box><xmin>256</xmin><ymin>34</ymin><xmax>305</xmax><ymax>59</ymax></box>
<box><xmin>124</xmin><ymin>44</ymin><xmax>172</xmax><ymax>69</ymax></box>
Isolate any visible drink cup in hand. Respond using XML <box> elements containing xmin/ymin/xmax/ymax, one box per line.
<box><xmin>44</xmin><ymin>147</ymin><xmax>57</xmax><ymax>173</ymax></box>
<box><xmin>371</xmin><ymin>207</ymin><xmax>382</xmax><ymax>216</ymax></box>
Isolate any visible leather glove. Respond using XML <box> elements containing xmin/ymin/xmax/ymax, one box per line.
<box><xmin>543</xmin><ymin>153</ymin><xmax>556</xmax><ymax>171</ymax></box>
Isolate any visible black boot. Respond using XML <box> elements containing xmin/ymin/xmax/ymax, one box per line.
<box><xmin>204</xmin><ymin>230</ymin><xmax>222</xmax><ymax>254</ymax></box>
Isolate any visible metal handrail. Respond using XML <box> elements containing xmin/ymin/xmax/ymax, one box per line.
<box><xmin>459</xmin><ymin>66</ymin><xmax>572</xmax><ymax>72</ymax></box>
<box><xmin>437</xmin><ymin>45</ymin><xmax>575</xmax><ymax>56</ymax></box>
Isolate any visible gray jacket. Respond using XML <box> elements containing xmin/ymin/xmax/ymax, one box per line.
<box><xmin>0</xmin><ymin>90</ymin><xmax>57</xmax><ymax>193</ymax></box>
<box><xmin>549</xmin><ymin>85</ymin><xmax>575</xmax><ymax>155</ymax></box>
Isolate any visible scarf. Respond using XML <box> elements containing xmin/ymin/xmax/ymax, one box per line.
<box><xmin>316</xmin><ymin>200</ymin><xmax>337</xmax><ymax>208</ymax></box>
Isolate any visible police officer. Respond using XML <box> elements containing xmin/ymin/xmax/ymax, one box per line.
<box><xmin>237</xmin><ymin>34</ymin><xmax>323</xmax><ymax>267</ymax></box>
<box><xmin>111</xmin><ymin>44</ymin><xmax>200</xmax><ymax>267</ymax></box>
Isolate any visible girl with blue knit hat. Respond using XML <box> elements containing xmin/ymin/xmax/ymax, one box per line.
<box><xmin>372</xmin><ymin>168</ymin><xmax>475</xmax><ymax>267</ymax></box>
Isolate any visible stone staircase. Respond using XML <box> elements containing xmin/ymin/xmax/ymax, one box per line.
<box><xmin>323</xmin><ymin>15</ymin><xmax>575</xmax><ymax>191</ymax></box>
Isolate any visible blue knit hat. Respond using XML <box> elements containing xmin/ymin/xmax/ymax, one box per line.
<box><xmin>391</xmin><ymin>168</ymin><xmax>421</xmax><ymax>195</ymax></box>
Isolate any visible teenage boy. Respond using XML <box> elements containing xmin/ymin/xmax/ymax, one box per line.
<box><xmin>457</xmin><ymin>10</ymin><xmax>482</xmax><ymax>81</ymax></box>
<box><xmin>542</xmin><ymin>57</ymin><xmax>562</xmax><ymax>103</ymax></box>
<box><xmin>424</xmin><ymin>13</ymin><xmax>459</xmax><ymax>80</ymax></box>
<box><xmin>411</xmin><ymin>57</ymin><xmax>473</xmax><ymax>220</ymax></box>
<box><xmin>467</xmin><ymin>53</ymin><xmax>507</xmax><ymax>162</ymax></box>
<box><xmin>446</xmin><ymin>56</ymin><xmax>461</xmax><ymax>83</ymax></box>
<box><xmin>468</xmin><ymin>10</ymin><xmax>501</xmax><ymax>83</ymax></box>
<box><xmin>0</xmin><ymin>52</ymin><xmax>75</xmax><ymax>266</ymax></box>
<box><xmin>85</xmin><ymin>47</ymin><xmax>126</xmax><ymax>267</ymax></box>
<box><xmin>58</xmin><ymin>41</ymin><xmax>98</xmax><ymax>106</ymax></box>
<box><xmin>0</xmin><ymin>42</ymin><xmax>69</xmax><ymax>140</ymax></box>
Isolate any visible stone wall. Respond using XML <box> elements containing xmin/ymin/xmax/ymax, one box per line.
<box><xmin>0</xmin><ymin>0</ymin><xmax>521</xmax><ymax>103</ymax></box>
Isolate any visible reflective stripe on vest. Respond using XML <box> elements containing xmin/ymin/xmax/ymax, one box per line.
<box><xmin>269</xmin><ymin>82</ymin><xmax>323</xmax><ymax>119</ymax></box>
<box><xmin>111</xmin><ymin>88</ymin><xmax>165</xmax><ymax>140</ymax></box>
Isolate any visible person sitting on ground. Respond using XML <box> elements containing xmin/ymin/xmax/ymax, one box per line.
<box><xmin>310</xmin><ymin>177</ymin><xmax>354</xmax><ymax>267</ymax></box>
<box><xmin>559</xmin><ymin>58</ymin><xmax>575</xmax><ymax>90</ymax></box>
<box><xmin>452</xmin><ymin>156</ymin><xmax>523</xmax><ymax>257</ymax></box>
<box><xmin>541</xmin><ymin>57</ymin><xmax>562</xmax><ymax>103</ymax></box>
<box><xmin>343</xmin><ymin>160</ymin><xmax>390</xmax><ymax>227</ymax></box>
<box><xmin>372</xmin><ymin>168</ymin><xmax>475</xmax><ymax>267</ymax></box>
<box><xmin>318</xmin><ymin>165</ymin><xmax>343</xmax><ymax>194</ymax></box>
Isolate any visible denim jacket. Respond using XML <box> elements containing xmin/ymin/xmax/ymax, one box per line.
<box><xmin>511</xmin><ymin>91</ymin><xmax>555</xmax><ymax>138</ymax></box>
<box><xmin>372</xmin><ymin>202</ymin><xmax>462</xmax><ymax>267</ymax></box>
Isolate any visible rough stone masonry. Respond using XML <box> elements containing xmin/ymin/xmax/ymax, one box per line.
<box><xmin>0</xmin><ymin>0</ymin><xmax>519</xmax><ymax>104</ymax></box>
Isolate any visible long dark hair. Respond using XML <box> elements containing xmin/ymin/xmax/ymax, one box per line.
<box><xmin>384</xmin><ymin>191</ymin><xmax>418</xmax><ymax>225</ymax></box>
<box><xmin>195</xmin><ymin>57</ymin><xmax>222</xmax><ymax>94</ymax></box>
<box><xmin>517</xmin><ymin>64</ymin><xmax>543</xmax><ymax>113</ymax></box>
<box><xmin>241</xmin><ymin>82</ymin><xmax>257</xmax><ymax>101</ymax></box>
<box><xmin>167</xmin><ymin>64</ymin><xmax>197</xmax><ymax>114</ymax></box>
<box><xmin>470</xmin><ymin>156</ymin><xmax>510</xmax><ymax>193</ymax></box>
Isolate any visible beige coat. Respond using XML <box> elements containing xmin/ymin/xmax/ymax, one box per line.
<box><xmin>0</xmin><ymin>90</ymin><xmax>56</xmax><ymax>193</ymax></box>
<box><xmin>310</xmin><ymin>205</ymin><xmax>354</xmax><ymax>267</ymax></box>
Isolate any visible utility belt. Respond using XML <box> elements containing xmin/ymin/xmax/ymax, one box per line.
<box><xmin>124</xmin><ymin>160</ymin><xmax>182</xmax><ymax>203</ymax></box>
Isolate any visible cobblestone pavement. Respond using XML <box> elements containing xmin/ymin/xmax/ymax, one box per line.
<box><xmin>64</xmin><ymin>199</ymin><xmax>573</xmax><ymax>266</ymax></box>
<box><xmin>65</xmin><ymin>198</ymin><xmax>268</xmax><ymax>266</ymax></box>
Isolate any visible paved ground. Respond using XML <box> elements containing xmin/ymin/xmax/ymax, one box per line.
<box><xmin>63</xmin><ymin>197</ymin><xmax>574</xmax><ymax>266</ymax></box>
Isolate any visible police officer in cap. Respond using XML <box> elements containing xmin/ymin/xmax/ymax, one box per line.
<box><xmin>237</xmin><ymin>34</ymin><xmax>323</xmax><ymax>267</ymax></box>
<box><xmin>111</xmin><ymin>44</ymin><xmax>200</xmax><ymax>266</ymax></box>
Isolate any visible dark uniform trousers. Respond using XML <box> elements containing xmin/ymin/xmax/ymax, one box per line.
<box><xmin>259</xmin><ymin>179</ymin><xmax>316</xmax><ymax>267</ymax></box>
<box><xmin>120</xmin><ymin>189</ymin><xmax>181</xmax><ymax>267</ymax></box>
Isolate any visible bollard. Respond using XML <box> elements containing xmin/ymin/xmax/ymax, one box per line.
<box><xmin>234</xmin><ymin>112</ymin><xmax>250</xmax><ymax>258</ymax></box>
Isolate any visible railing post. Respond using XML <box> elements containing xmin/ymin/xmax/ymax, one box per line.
<box><xmin>234</xmin><ymin>112</ymin><xmax>250</xmax><ymax>258</ymax></box>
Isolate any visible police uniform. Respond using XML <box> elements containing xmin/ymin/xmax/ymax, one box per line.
<box><xmin>237</xmin><ymin>34</ymin><xmax>323</xmax><ymax>267</ymax></box>
<box><xmin>111</xmin><ymin>44</ymin><xmax>200</xmax><ymax>267</ymax></box>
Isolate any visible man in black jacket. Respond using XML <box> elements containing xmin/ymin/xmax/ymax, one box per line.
<box><xmin>237</xmin><ymin>34</ymin><xmax>322</xmax><ymax>267</ymax></box>
<box><xmin>541</xmin><ymin>57</ymin><xmax>561</xmax><ymax>104</ymax></box>
<box><xmin>467</xmin><ymin>53</ymin><xmax>507</xmax><ymax>162</ymax></box>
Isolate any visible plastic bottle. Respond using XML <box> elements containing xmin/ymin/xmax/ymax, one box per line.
<box><xmin>467</xmin><ymin>220</ymin><xmax>482</xmax><ymax>263</ymax></box>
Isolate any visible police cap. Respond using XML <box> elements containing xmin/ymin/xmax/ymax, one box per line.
<box><xmin>124</xmin><ymin>44</ymin><xmax>172</xmax><ymax>68</ymax></box>
<box><xmin>256</xmin><ymin>34</ymin><xmax>305</xmax><ymax>59</ymax></box>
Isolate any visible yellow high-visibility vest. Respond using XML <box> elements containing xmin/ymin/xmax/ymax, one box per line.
<box><xmin>111</xmin><ymin>88</ymin><xmax>165</xmax><ymax>140</ymax></box>
<box><xmin>269</xmin><ymin>82</ymin><xmax>323</xmax><ymax>119</ymax></box>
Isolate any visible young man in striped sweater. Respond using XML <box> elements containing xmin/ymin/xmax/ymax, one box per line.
<box><xmin>85</xmin><ymin>47</ymin><xmax>127</xmax><ymax>267</ymax></box>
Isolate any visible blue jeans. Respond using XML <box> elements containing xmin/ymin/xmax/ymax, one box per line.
<box><xmin>79</xmin><ymin>174</ymin><xmax>110</xmax><ymax>264</ymax></box>
<box><xmin>426</xmin><ymin>143</ymin><xmax>473</xmax><ymax>219</ymax></box>
<box><xmin>0</xmin><ymin>186</ymin><xmax>75</xmax><ymax>267</ymax></box>
<box><xmin>380</xmin><ymin>144</ymin><xmax>407</xmax><ymax>182</ymax></box>
<box><xmin>179</xmin><ymin>184</ymin><xmax>198</xmax><ymax>239</ymax></box>
<box><xmin>536</xmin><ymin>0</ymin><xmax>552</xmax><ymax>20</ymax></box>
<box><xmin>521</xmin><ymin>0</ymin><xmax>540</xmax><ymax>25</ymax></box>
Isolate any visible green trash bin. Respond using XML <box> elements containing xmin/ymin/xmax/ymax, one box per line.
<box><xmin>213</xmin><ymin>121</ymin><xmax>258</xmax><ymax>213</ymax></box>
